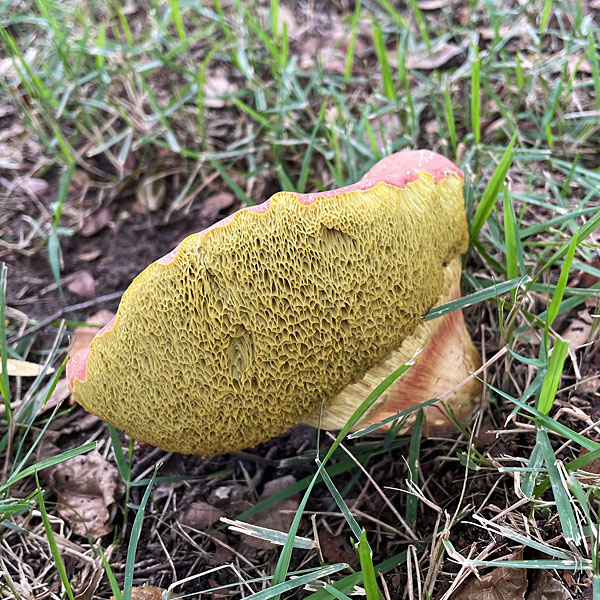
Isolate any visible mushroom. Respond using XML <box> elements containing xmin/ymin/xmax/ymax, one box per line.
<box><xmin>67</xmin><ymin>149</ymin><xmax>481</xmax><ymax>455</ymax></box>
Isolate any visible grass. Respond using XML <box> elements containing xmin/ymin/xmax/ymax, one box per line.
<box><xmin>1</xmin><ymin>0</ymin><xmax>599</xmax><ymax>598</ymax></box>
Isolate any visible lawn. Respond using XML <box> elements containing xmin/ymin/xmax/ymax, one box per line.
<box><xmin>1</xmin><ymin>0</ymin><xmax>599</xmax><ymax>598</ymax></box>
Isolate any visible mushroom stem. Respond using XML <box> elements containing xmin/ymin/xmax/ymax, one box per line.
<box><xmin>305</xmin><ymin>256</ymin><xmax>481</xmax><ymax>434</ymax></box>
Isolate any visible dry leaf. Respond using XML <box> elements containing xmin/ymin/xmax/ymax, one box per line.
<box><xmin>2</xmin><ymin>358</ymin><xmax>52</xmax><ymax>377</ymax></box>
<box><xmin>528</xmin><ymin>570</ymin><xmax>573</xmax><ymax>600</ymax></box>
<box><xmin>405</xmin><ymin>42</ymin><xmax>464</xmax><ymax>70</ymax></box>
<box><xmin>418</xmin><ymin>0</ymin><xmax>446</xmax><ymax>8</ymax></box>
<box><xmin>78</xmin><ymin>249</ymin><xmax>102</xmax><ymax>262</ymax></box>
<box><xmin>66</xmin><ymin>270</ymin><xmax>96</xmax><ymax>299</ymax></box>
<box><xmin>70</xmin><ymin>310</ymin><xmax>115</xmax><ymax>355</ymax></box>
<box><xmin>44</xmin><ymin>449</ymin><xmax>125</xmax><ymax>537</ymax></box>
<box><xmin>198</xmin><ymin>192</ymin><xmax>235</xmax><ymax>224</ymax></box>
<box><xmin>81</xmin><ymin>207</ymin><xmax>112</xmax><ymax>237</ymax></box>
<box><xmin>454</xmin><ymin>552</ymin><xmax>527</xmax><ymax>600</ymax></box>
<box><xmin>17</xmin><ymin>177</ymin><xmax>48</xmax><ymax>196</ymax></box>
<box><xmin>277</xmin><ymin>4</ymin><xmax>298</xmax><ymax>37</ymax></box>
<box><xmin>561</xmin><ymin>311</ymin><xmax>593</xmax><ymax>349</ymax></box>
<box><xmin>319</xmin><ymin>530</ymin><xmax>359</xmax><ymax>568</ymax></box>
<box><xmin>204</xmin><ymin>68</ymin><xmax>237</xmax><ymax>108</ymax></box>
<box><xmin>0</xmin><ymin>143</ymin><xmax>23</xmax><ymax>169</ymax></box>
<box><xmin>578</xmin><ymin>369</ymin><xmax>600</xmax><ymax>395</ymax></box>
<box><xmin>111</xmin><ymin>587</ymin><xmax>167</xmax><ymax>600</ymax></box>
<box><xmin>181</xmin><ymin>501</ymin><xmax>225</xmax><ymax>529</ymax></box>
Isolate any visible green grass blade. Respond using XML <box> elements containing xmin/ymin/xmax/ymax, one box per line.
<box><xmin>123</xmin><ymin>466</ymin><xmax>158</xmax><ymax>600</ymax></box>
<box><xmin>444</xmin><ymin>84</ymin><xmax>457</xmax><ymax>157</ymax></box>
<box><xmin>471</xmin><ymin>44</ymin><xmax>481</xmax><ymax>145</ymax></box>
<box><xmin>358</xmin><ymin>530</ymin><xmax>380</xmax><ymax>600</ymax></box>
<box><xmin>297</xmin><ymin>103</ymin><xmax>326</xmax><ymax>194</ymax></box>
<box><xmin>372</xmin><ymin>21</ymin><xmax>396</xmax><ymax>101</ymax></box>
<box><xmin>502</xmin><ymin>185</ymin><xmax>521</xmax><ymax>302</ymax></box>
<box><xmin>537</xmin><ymin>428</ymin><xmax>582</xmax><ymax>543</ymax></box>
<box><xmin>209</xmin><ymin>159</ymin><xmax>254</xmax><ymax>206</ymax></box>
<box><xmin>406</xmin><ymin>409</ymin><xmax>423</xmax><ymax>524</ymax></box>
<box><xmin>36</xmin><ymin>474</ymin><xmax>75</xmax><ymax>600</ymax></box>
<box><xmin>546</xmin><ymin>232</ymin><xmax>579</xmax><ymax>330</ymax></box>
<box><xmin>469</xmin><ymin>131</ymin><xmax>517</xmax><ymax>243</ymax></box>
<box><xmin>425</xmin><ymin>275</ymin><xmax>528</xmax><ymax>321</ymax></box>
<box><xmin>319</xmin><ymin>466</ymin><xmax>362</xmax><ymax>540</ymax></box>
<box><xmin>344</xmin><ymin>0</ymin><xmax>362</xmax><ymax>84</ymax></box>
<box><xmin>250</xmin><ymin>564</ymin><xmax>349</xmax><ymax>600</ymax></box>
<box><xmin>0</xmin><ymin>442</ymin><xmax>96</xmax><ymax>495</ymax></box>
<box><xmin>537</xmin><ymin>338</ymin><xmax>570</xmax><ymax>415</ymax></box>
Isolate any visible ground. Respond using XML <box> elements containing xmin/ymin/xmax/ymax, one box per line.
<box><xmin>1</xmin><ymin>0</ymin><xmax>599</xmax><ymax>599</ymax></box>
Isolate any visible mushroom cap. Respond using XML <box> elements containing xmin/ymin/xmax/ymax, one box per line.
<box><xmin>67</xmin><ymin>150</ymin><xmax>471</xmax><ymax>455</ymax></box>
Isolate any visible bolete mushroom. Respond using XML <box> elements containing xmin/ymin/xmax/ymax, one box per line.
<box><xmin>67</xmin><ymin>149</ymin><xmax>481</xmax><ymax>455</ymax></box>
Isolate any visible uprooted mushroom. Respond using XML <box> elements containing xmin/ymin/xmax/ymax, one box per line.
<box><xmin>67</xmin><ymin>149</ymin><xmax>481</xmax><ymax>455</ymax></box>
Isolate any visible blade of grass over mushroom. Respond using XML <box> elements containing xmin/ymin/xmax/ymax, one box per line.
<box><xmin>35</xmin><ymin>474</ymin><xmax>75</xmax><ymax>600</ymax></box>
<box><xmin>469</xmin><ymin>131</ymin><xmax>517</xmax><ymax>243</ymax></box>
<box><xmin>272</xmin><ymin>360</ymin><xmax>418</xmax><ymax>591</ymax></box>
<box><xmin>350</xmin><ymin>396</ymin><xmax>439</xmax><ymax>438</ymax></box>
<box><xmin>123</xmin><ymin>466</ymin><xmax>158</xmax><ymax>600</ymax></box>
<box><xmin>444</xmin><ymin>84</ymin><xmax>457</xmax><ymax>158</ymax></box>
<box><xmin>537</xmin><ymin>338</ymin><xmax>570</xmax><ymax>415</ymax></box>
<box><xmin>424</xmin><ymin>276</ymin><xmax>528</xmax><ymax>321</ymax></box>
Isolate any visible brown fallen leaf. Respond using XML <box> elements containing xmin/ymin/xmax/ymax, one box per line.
<box><xmin>319</xmin><ymin>530</ymin><xmax>359</xmax><ymax>569</ymax></box>
<box><xmin>66</xmin><ymin>270</ymin><xmax>96</xmax><ymax>299</ymax></box>
<box><xmin>43</xmin><ymin>448</ymin><xmax>125</xmax><ymax>537</ymax></box>
<box><xmin>418</xmin><ymin>0</ymin><xmax>446</xmax><ymax>8</ymax></box>
<box><xmin>528</xmin><ymin>570</ymin><xmax>573</xmax><ymax>600</ymax></box>
<box><xmin>78</xmin><ymin>249</ymin><xmax>102</xmax><ymax>262</ymax></box>
<box><xmin>81</xmin><ymin>207</ymin><xmax>112</xmax><ymax>237</ymax></box>
<box><xmin>561</xmin><ymin>310</ymin><xmax>593</xmax><ymax>349</ymax></box>
<box><xmin>111</xmin><ymin>587</ymin><xmax>167</xmax><ymax>600</ymax></box>
<box><xmin>204</xmin><ymin>67</ymin><xmax>237</xmax><ymax>108</ymax></box>
<box><xmin>181</xmin><ymin>501</ymin><xmax>226</xmax><ymax>529</ymax></box>
<box><xmin>198</xmin><ymin>192</ymin><xmax>235</xmax><ymax>224</ymax></box>
<box><xmin>405</xmin><ymin>42</ymin><xmax>465</xmax><ymax>70</ymax></box>
<box><xmin>454</xmin><ymin>552</ymin><xmax>527</xmax><ymax>600</ymax></box>
<box><xmin>17</xmin><ymin>177</ymin><xmax>48</xmax><ymax>196</ymax></box>
<box><xmin>70</xmin><ymin>310</ymin><xmax>115</xmax><ymax>355</ymax></box>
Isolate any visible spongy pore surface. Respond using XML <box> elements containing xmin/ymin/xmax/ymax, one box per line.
<box><xmin>72</xmin><ymin>172</ymin><xmax>467</xmax><ymax>455</ymax></box>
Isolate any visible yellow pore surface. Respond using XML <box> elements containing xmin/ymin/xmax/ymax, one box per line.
<box><xmin>73</xmin><ymin>173</ymin><xmax>468</xmax><ymax>455</ymax></box>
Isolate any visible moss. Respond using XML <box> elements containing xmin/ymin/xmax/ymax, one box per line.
<box><xmin>72</xmin><ymin>173</ymin><xmax>467</xmax><ymax>455</ymax></box>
